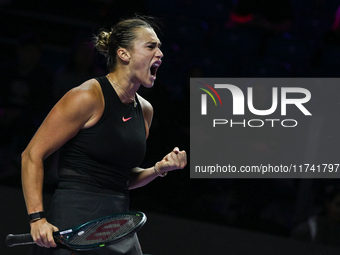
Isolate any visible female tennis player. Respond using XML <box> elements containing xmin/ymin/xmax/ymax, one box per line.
<box><xmin>21</xmin><ymin>16</ymin><xmax>187</xmax><ymax>255</ymax></box>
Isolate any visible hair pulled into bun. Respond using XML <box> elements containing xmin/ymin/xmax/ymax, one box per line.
<box><xmin>93</xmin><ymin>15</ymin><xmax>159</xmax><ymax>71</ymax></box>
<box><xmin>93</xmin><ymin>30</ymin><xmax>112</xmax><ymax>58</ymax></box>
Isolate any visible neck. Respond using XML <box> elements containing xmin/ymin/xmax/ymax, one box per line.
<box><xmin>106</xmin><ymin>73</ymin><xmax>139</xmax><ymax>106</ymax></box>
<box><xmin>107</xmin><ymin>72</ymin><xmax>139</xmax><ymax>95</ymax></box>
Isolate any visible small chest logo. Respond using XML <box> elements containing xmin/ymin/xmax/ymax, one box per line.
<box><xmin>122</xmin><ymin>116</ymin><xmax>132</xmax><ymax>122</ymax></box>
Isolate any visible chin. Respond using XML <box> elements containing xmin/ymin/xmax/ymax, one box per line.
<box><xmin>142</xmin><ymin>81</ymin><xmax>155</xmax><ymax>88</ymax></box>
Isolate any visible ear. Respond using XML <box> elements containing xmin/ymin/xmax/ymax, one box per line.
<box><xmin>117</xmin><ymin>48</ymin><xmax>131</xmax><ymax>62</ymax></box>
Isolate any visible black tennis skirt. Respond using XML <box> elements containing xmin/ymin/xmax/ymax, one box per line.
<box><xmin>28</xmin><ymin>186</ymin><xmax>143</xmax><ymax>255</ymax></box>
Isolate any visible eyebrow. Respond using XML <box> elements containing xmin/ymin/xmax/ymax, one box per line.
<box><xmin>147</xmin><ymin>41</ymin><xmax>162</xmax><ymax>47</ymax></box>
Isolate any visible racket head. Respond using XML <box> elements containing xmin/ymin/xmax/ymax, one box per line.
<box><xmin>55</xmin><ymin>211</ymin><xmax>146</xmax><ymax>250</ymax></box>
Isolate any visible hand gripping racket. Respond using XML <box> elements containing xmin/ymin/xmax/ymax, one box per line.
<box><xmin>6</xmin><ymin>211</ymin><xmax>146</xmax><ymax>250</ymax></box>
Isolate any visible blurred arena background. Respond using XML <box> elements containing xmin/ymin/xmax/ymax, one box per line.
<box><xmin>1</xmin><ymin>0</ymin><xmax>340</xmax><ymax>254</ymax></box>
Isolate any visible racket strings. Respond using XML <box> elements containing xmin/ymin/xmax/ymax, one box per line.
<box><xmin>68</xmin><ymin>215</ymin><xmax>142</xmax><ymax>246</ymax></box>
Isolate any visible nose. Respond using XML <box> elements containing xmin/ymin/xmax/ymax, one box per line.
<box><xmin>156</xmin><ymin>47</ymin><xmax>164</xmax><ymax>59</ymax></box>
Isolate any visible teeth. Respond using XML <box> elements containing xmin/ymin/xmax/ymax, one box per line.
<box><xmin>152</xmin><ymin>63</ymin><xmax>160</xmax><ymax>67</ymax></box>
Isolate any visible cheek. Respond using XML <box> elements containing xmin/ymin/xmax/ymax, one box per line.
<box><xmin>132</xmin><ymin>56</ymin><xmax>149</xmax><ymax>70</ymax></box>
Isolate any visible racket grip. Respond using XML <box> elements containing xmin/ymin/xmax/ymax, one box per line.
<box><xmin>6</xmin><ymin>233</ymin><xmax>35</xmax><ymax>247</ymax></box>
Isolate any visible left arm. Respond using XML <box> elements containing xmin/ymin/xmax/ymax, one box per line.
<box><xmin>129</xmin><ymin>166</ymin><xmax>159</xmax><ymax>190</ymax></box>
<box><xmin>129</xmin><ymin>147</ymin><xmax>187</xmax><ymax>189</ymax></box>
<box><xmin>129</xmin><ymin>95</ymin><xmax>187</xmax><ymax>189</ymax></box>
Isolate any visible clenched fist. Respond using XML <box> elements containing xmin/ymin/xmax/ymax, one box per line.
<box><xmin>157</xmin><ymin>147</ymin><xmax>187</xmax><ymax>174</ymax></box>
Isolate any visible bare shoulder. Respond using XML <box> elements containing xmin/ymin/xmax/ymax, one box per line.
<box><xmin>54</xmin><ymin>78</ymin><xmax>104</xmax><ymax>128</ymax></box>
<box><xmin>137</xmin><ymin>94</ymin><xmax>153</xmax><ymax>114</ymax></box>
<box><xmin>65</xmin><ymin>78</ymin><xmax>102</xmax><ymax>104</ymax></box>
<box><xmin>23</xmin><ymin>79</ymin><xmax>104</xmax><ymax>159</ymax></box>
<box><xmin>136</xmin><ymin>94</ymin><xmax>153</xmax><ymax>128</ymax></box>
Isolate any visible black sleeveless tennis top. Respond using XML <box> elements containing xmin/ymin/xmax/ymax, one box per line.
<box><xmin>58</xmin><ymin>76</ymin><xmax>146</xmax><ymax>193</ymax></box>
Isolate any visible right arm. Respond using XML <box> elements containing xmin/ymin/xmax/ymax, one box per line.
<box><xmin>21</xmin><ymin>79</ymin><xmax>103</xmax><ymax>248</ymax></box>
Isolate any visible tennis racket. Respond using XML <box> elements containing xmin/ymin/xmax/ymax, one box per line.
<box><xmin>6</xmin><ymin>211</ymin><xmax>146</xmax><ymax>250</ymax></box>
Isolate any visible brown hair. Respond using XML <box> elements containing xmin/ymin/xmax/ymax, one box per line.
<box><xmin>93</xmin><ymin>16</ymin><xmax>159</xmax><ymax>71</ymax></box>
